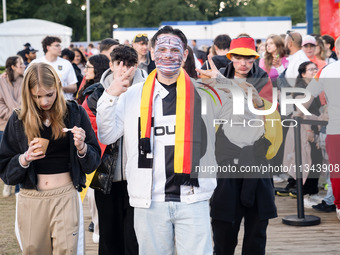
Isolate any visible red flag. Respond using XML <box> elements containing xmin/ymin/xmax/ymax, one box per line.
<box><xmin>319</xmin><ymin>1</ymin><xmax>340</xmax><ymax>39</ymax></box>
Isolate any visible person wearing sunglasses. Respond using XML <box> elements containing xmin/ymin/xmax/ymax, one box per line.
<box><xmin>132</xmin><ymin>33</ymin><xmax>155</xmax><ymax>74</ymax></box>
<box><xmin>302</xmin><ymin>35</ymin><xmax>326</xmax><ymax>71</ymax></box>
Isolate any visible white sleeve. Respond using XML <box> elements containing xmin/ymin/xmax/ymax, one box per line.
<box><xmin>65</xmin><ymin>62</ymin><xmax>78</xmax><ymax>85</ymax></box>
<box><xmin>275</xmin><ymin>64</ymin><xmax>285</xmax><ymax>75</ymax></box>
<box><xmin>96</xmin><ymin>90</ymin><xmax>125</xmax><ymax>145</ymax></box>
<box><xmin>307</xmin><ymin>78</ymin><xmax>323</xmax><ymax>98</ymax></box>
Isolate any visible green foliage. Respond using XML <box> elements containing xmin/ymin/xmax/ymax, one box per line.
<box><xmin>313</xmin><ymin>0</ymin><xmax>320</xmax><ymax>34</ymax></box>
<box><xmin>0</xmin><ymin>0</ymin><xmax>310</xmax><ymax>41</ymax></box>
<box><xmin>124</xmin><ymin>0</ymin><xmax>206</xmax><ymax>27</ymax></box>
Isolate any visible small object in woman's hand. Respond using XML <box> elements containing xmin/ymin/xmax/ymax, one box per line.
<box><xmin>62</xmin><ymin>128</ymin><xmax>73</xmax><ymax>132</ymax></box>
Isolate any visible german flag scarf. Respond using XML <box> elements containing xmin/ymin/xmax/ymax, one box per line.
<box><xmin>140</xmin><ymin>68</ymin><xmax>201</xmax><ymax>187</ymax></box>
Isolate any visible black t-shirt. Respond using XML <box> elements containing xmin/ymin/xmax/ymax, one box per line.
<box><xmin>34</xmin><ymin>124</ymin><xmax>70</xmax><ymax>174</ymax></box>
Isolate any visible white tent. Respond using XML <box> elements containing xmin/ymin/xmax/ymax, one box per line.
<box><xmin>0</xmin><ymin>19</ymin><xmax>72</xmax><ymax>66</ymax></box>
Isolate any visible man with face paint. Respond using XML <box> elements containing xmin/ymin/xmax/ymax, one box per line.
<box><xmin>96</xmin><ymin>26</ymin><xmax>221</xmax><ymax>255</ymax></box>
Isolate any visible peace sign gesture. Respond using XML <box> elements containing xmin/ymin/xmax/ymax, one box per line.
<box><xmin>106</xmin><ymin>61</ymin><xmax>136</xmax><ymax>97</ymax></box>
<box><xmin>195</xmin><ymin>55</ymin><xmax>220</xmax><ymax>79</ymax></box>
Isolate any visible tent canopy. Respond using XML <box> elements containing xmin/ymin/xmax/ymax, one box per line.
<box><xmin>0</xmin><ymin>19</ymin><xmax>72</xmax><ymax>66</ymax></box>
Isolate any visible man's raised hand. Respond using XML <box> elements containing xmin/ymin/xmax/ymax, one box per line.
<box><xmin>106</xmin><ymin>61</ymin><xmax>135</xmax><ymax>97</ymax></box>
<box><xmin>195</xmin><ymin>55</ymin><xmax>220</xmax><ymax>79</ymax></box>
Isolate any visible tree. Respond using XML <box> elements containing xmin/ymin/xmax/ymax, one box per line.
<box><xmin>0</xmin><ymin>0</ymin><xmax>309</xmax><ymax>41</ymax></box>
<box><xmin>120</xmin><ymin>0</ymin><xmax>207</xmax><ymax>27</ymax></box>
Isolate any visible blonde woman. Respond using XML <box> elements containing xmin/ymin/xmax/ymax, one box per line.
<box><xmin>0</xmin><ymin>63</ymin><xmax>101</xmax><ymax>254</ymax></box>
<box><xmin>0</xmin><ymin>56</ymin><xmax>25</xmax><ymax>197</ymax></box>
<box><xmin>259</xmin><ymin>34</ymin><xmax>288</xmax><ymax>82</ymax></box>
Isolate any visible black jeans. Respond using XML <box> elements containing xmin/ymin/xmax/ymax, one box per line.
<box><xmin>95</xmin><ymin>181</ymin><xmax>138</xmax><ymax>255</ymax></box>
<box><xmin>212</xmin><ymin>205</ymin><xmax>268</xmax><ymax>255</ymax></box>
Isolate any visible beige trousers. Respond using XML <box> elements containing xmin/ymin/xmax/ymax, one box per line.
<box><xmin>86</xmin><ymin>188</ymin><xmax>99</xmax><ymax>235</ymax></box>
<box><xmin>16</xmin><ymin>182</ymin><xmax>84</xmax><ymax>255</ymax></box>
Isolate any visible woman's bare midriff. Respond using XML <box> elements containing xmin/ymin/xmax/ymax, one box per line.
<box><xmin>37</xmin><ymin>172</ymin><xmax>72</xmax><ymax>190</ymax></box>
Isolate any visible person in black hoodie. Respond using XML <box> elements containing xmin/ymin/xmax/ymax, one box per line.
<box><xmin>82</xmin><ymin>45</ymin><xmax>144</xmax><ymax>255</ymax></box>
<box><xmin>198</xmin><ymin>36</ymin><xmax>278</xmax><ymax>255</ymax></box>
<box><xmin>0</xmin><ymin>62</ymin><xmax>101</xmax><ymax>254</ymax></box>
<box><xmin>201</xmin><ymin>34</ymin><xmax>231</xmax><ymax>71</ymax></box>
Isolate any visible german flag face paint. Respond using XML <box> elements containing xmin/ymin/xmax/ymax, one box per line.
<box><xmin>154</xmin><ymin>34</ymin><xmax>185</xmax><ymax>79</ymax></box>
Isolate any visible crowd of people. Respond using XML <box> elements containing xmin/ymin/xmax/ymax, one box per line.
<box><xmin>0</xmin><ymin>25</ymin><xmax>339</xmax><ymax>255</ymax></box>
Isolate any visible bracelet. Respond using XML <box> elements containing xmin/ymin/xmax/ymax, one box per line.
<box><xmin>256</xmin><ymin>100</ymin><xmax>265</xmax><ymax>109</ymax></box>
<box><xmin>77</xmin><ymin>144</ymin><xmax>87</xmax><ymax>158</ymax></box>
<box><xmin>77</xmin><ymin>150</ymin><xmax>87</xmax><ymax>158</ymax></box>
<box><xmin>19</xmin><ymin>154</ymin><xmax>30</xmax><ymax>168</ymax></box>
<box><xmin>24</xmin><ymin>151</ymin><xmax>32</xmax><ymax>163</ymax></box>
<box><xmin>78</xmin><ymin>143</ymin><xmax>85</xmax><ymax>152</ymax></box>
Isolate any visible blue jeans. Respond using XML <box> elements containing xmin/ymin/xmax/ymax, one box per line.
<box><xmin>134</xmin><ymin>200</ymin><xmax>213</xmax><ymax>255</ymax></box>
<box><xmin>0</xmin><ymin>130</ymin><xmax>3</xmax><ymax>143</ymax></box>
<box><xmin>324</xmin><ymin>168</ymin><xmax>335</xmax><ymax>205</ymax></box>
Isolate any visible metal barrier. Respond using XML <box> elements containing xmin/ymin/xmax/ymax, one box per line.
<box><xmin>282</xmin><ymin>117</ymin><xmax>328</xmax><ymax>226</ymax></box>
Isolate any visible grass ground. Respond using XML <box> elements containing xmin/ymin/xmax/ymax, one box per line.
<box><xmin>0</xmin><ymin>181</ymin><xmax>21</xmax><ymax>255</ymax></box>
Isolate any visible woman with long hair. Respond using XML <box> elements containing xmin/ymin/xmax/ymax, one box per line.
<box><xmin>0</xmin><ymin>56</ymin><xmax>25</xmax><ymax>197</ymax></box>
<box><xmin>315</xmin><ymin>37</ymin><xmax>326</xmax><ymax>61</ymax></box>
<box><xmin>73</xmin><ymin>48</ymin><xmax>87</xmax><ymax>75</ymax></box>
<box><xmin>0</xmin><ymin>63</ymin><xmax>101</xmax><ymax>254</ymax></box>
<box><xmin>283</xmin><ymin>61</ymin><xmax>323</xmax><ymax>208</ymax></box>
<box><xmin>183</xmin><ymin>46</ymin><xmax>198</xmax><ymax>79</ymax></box>
<box><xmin>259</xmin><ymin>34</ymin><xmax>288</xmax><ymax>82</ymax></box>
<box><xmin>76</xmin><ymin>54</ymin><xmax>109</xmax><ymax>104</ymax></box>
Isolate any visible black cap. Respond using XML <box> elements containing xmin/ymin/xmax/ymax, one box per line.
<box><xmin>133</xmin><ymin>33</ymin><xmax>148</xmax><ymax>44</ymax></box>
<box><xmin>28</xmin><ymin>47</ymin><xmax>38</xmax><ymax>53</ymax></box>
<box><xmin>24</xmin><ymin>42</ymin><xmax>31</xmax><ymax>47</ymax></box>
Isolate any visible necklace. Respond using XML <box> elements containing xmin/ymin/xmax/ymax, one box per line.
<box><xmin>43</xmin><ymin>118</ymin><xmax>51</xmax><ymax>127</ymax></box>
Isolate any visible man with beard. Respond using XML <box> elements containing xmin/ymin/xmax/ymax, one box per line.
<box><xmin>284</xmin><ymin>31</ymin><xmax>309</xmax><ymax>88</ymax></box>
<box><xmin>97</xmin><ymin>26</ymin><xmax>221</xmax><ymax>255</ymax></box>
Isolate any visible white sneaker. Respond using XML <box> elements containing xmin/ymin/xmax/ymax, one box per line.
<box><xmin>304</xmin><ymin>195</ymin><xmax>319</xmax><ymax>208</ymax></box>
<box><xmin>2</xmin><ymin>184</ymin><xmax>12</xmax><ymax>197</ymax></box>
<box><xmin>273</xmin><ymin>175</ymin><xmax>284</xmax><ymax>183</ymax></box>
<box><xmin>309</xmin><ymin>194</ymin><xmax>323</xmax><ymax>204</ymax></box>
<box><xmin>279</xmin><ymin>173</ymin><xmax>290</xmax><ymax>182</ymax></box>
<box><xmin>337</xmin><ymin>208</ymin><xmax>340</xmax><ymax>221</ymax></box>
<box><xmin>92</xmin><ymin>233</ymin><xmax>99</xmax><ymax>244</ymax></box>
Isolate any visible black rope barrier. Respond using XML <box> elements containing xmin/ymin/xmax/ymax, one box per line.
<box><xmin>282</xmin><ymin>117</ymin><xmax>328</xmax><ymax>226</ymax></box>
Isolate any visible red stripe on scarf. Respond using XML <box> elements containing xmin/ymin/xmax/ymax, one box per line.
<box><xmin>145</xmin><ymin>78</ymin><xmax>156</xmax><ymax>138</ymax></box>
<box><xmin>182</xmin><ymin>72</ymin><xmax>194</xmax><ymax>174</ymax></box>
